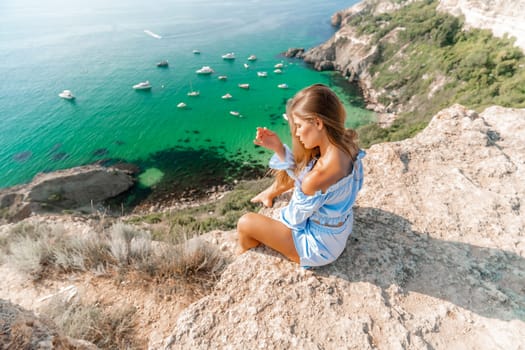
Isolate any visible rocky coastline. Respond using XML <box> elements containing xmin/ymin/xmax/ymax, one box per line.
<box><xmin>285</xmin><ymin>0</ymin><xmax>525</xmax><ymax>126</ymax></box>
<box><xmin>0</xmin><ymin>164</ymin><xmax>135</xmax><ymax>222</ymax></box>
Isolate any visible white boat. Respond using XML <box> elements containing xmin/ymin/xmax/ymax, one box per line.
<box><xmin>230</xmin><ymin>111</ymin><xmax>240</xmax><ymax>116</ymax></box>
<box><xmin>133</xmin><ymin>81</ymin><xmax>152</xmax><ymax>90</ymax></box>
<box><xmin>282</xmin><ymin>113</ymin><xmax>288</xmax><ymax>121</ymax></box>
<box><xmin>221</xmin><ymin>93</ymin><xmax>232</xmax><ymax>99</ymax></box>
<box><xmin>238</xmin><ymin>83</ymin><xmax>250</xmax><ymax>89</ymax></box>
<box><xmin>273</xmin><ymin>69</ymin><xmax>282</xmax><ymax>74</ymax></box>
<box><xmin>278</xmin><ymin>83</ymin><xmax>288</xmax><ymax>89</ymax></box>
<box><xmin>187</xmin><ymin>82</ymin><xmax>199</xmax><ymax>96</ymax></box>
<box><xmin>177</xmin><ymin>102</ymin><xmax>187</xmax><ymax>108</ymax></box>
<box><xmin>58</xmin><ymin>90</ymin><xmax>75</xmax><ymax>100</ymax></box>
<box><xmin>243</xmin><ymin>63</ymin><xmax>249</xmax><ymax>69</ymax></box>
<box><xmin>257</xmin><ymin>71</ymin><xmax>268</xmax><ymax>77</ymax></box>
<box><xmin>218</xmin><ymin>75</ymin><xmax>227</xmax><ymax>81</ymax></box>
<box><xmin>192</xmin><ymin>49</ymin><xmax>201</xmax><ymax>54</ymax></box>
<box><xmin>247</xmin><ymin>55</ymin><xmax>257</xmax><ymax>61</ymax></box>
<box><xmin>196</xmin><ymin>66</ymin><xmax>214</xmax><ymax>74</ymax></box>
<box><xmin>274</xmin><ymin>63</ymin><xmax>284</xmax><ymax>68</ymax></box>
<box><xmin>222</xmin><ymin>52</ymin><xmax>235</xmax><ymax>60</ymax></box>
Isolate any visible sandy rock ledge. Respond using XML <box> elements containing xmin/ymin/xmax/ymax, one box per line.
<box><xmin>166</xmin><ymin>104</ymin><xmax>525</xmax><ymax>349</ymax></box>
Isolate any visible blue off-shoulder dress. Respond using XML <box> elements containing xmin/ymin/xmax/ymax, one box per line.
<box><xmin>269</xmin><ymin>145</ymin><xmax>365</xmax><ymax>267</ymax></box>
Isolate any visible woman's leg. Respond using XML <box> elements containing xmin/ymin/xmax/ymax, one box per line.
<box><xmin>237</xmin><ymin>212</ymin><xmax>300</xmax><ymax>263</ymax></box>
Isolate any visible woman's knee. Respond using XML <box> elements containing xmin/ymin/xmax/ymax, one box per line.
<box><xmin>237</xmin><ymin>212</ymin><xmax>257</xmax><ymax>234</ymax></box>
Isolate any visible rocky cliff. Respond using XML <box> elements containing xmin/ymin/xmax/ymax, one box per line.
<box><xmin>301</xmin><ymin>0</ymin><xmax>525</xmax><ymax>121</ymax></box>
<box><xmin>167</xmin><ymin>104</ymin><xmax>525</xmax><ymax>349</ymax></box>
<box><xmin>1</xmin><ymin>104</ymin><xmax>523</xmax><ymax>349</ymax></box>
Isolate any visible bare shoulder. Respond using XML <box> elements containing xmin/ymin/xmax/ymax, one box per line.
<box><xmin>301</xmin><ymin>168</ymin><xmax>326</xmax><ymax>195</ymax></box>
<box><xmin>301</xmin><ymin>152</ymin><xmax>352</xmax><ymax>195</ymax></box>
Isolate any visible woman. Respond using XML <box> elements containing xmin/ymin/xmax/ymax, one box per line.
<box><xmin>237</xmin><ymin>83</ymin><xmax>365</xmax><ymax>267</ymax></box>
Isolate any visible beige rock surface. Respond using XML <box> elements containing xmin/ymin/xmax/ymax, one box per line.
<box><xmin>167</xmin><ymin>104</ymin><xmax>525</xmax><ymax>349</ymax></box>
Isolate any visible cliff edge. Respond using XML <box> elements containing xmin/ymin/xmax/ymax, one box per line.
<box><xmin>167</xmin><ymin>104</ymin><xmax>525</xmax><ymax>349</ymax></box>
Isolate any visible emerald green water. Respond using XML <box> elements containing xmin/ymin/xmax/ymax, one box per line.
<box><xmin>0</xmin><ymin>0</ymin><xmax>373</xmax><ymax>200</ymax></box>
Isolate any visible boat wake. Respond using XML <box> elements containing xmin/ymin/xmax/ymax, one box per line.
<box><xmin>144</xmin><ymin>30</ymin><xmax>162</xmax><ymax>39</ymax></box>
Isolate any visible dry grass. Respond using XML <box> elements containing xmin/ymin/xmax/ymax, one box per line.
<box><xmin>2</xmin><ymin>220</ymin><xmax>228</xmax><ymax>348</ymax></box>
<box><xmin>0</xmin><ymin>184</ymin><xmax>256</xmax><ymax>346</ymax></box>
<box><xmin>41</xmin><ymin>297</ymin><xmax>141</xmax><ymax>349</ymax></box>
<box><xmin>3</xmin><ymin>220</ymin><xmax>228</xmax><ymax>284</ymax></box>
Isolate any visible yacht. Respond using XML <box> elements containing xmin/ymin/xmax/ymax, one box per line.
<box><xmin>274</xmin><ymin>63</ymin><xmax>284</xmax><ymax>68</ymax></box>
<box><xmin>222</xmin><ymin>52</ymin><xmax>235</xmax><ymax>60</ymax></box>
<box><xmin>273</xmin><ymin>69</ymin><xmax>282</xmax><ymax>74</ymax></box>
<box><xmin>247</xmin><ymin>55</ymin><xmax>257</xmax><ymax>61</ymax></box>
<box><xmin>156</xmin><ymin>60</ymin><xmax>168</xmax><ymax>67</ymax></box>
<box><xmin>278</xmin><ymin>83</ymin><xmax>289</xmax><ymax>89</ymax></box>
<box><xmin>58</xmin><ymin>90</ymin><xmax>75</xmax><ymax>100</ymax></box>
<box><xmin>230</xmin><ymin>111</ymin><xmax>240</xmax><ymax>117</ymax></box>
<box><xmin>238</xmin><ymin>83</ymin><xmax>250</xmax><ymax>89</ymax></box>
<box><xmin>218</xmin><ymin>75</ymin><xmax>228</xmax><ymax>81</ymax></box>
<box><xmin>221</xmin><ymin>93</ymin><xmax>232</xmax><ymax>99</ymax></box>
<box><xmin>177</xmin><ymin>102</ymin><xmax>187</xmax><ymax>108</ymax></box>
<box><xmin>192</xmin><ymin>49</ymin><xmax>201</xmax><ymax>54</ymax></box>
<box><xmin>196</xmin><ymin>66</ymin><xmax>214</xmax><ymax>74</ymax></box>
<box><xmin>187</xmin><ymin>90</ymin><xmax>200</xmax><ymax>97</ymax></box>
<box><xmin>243</xmin><ymin>63</ymin><xmax>249</xmax><ymax>69</ymax></box>
<box><xmin>133</xmin><ymin>81</ymin><xmax>152</xmax><ymax>90</ymax></box>
<box><xmin>257</xmin><ymin>71</ymin><xmax>268</xmax><ymax>77</ymax></box>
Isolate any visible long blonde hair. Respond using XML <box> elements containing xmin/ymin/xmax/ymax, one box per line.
<box><xmin>275</xmin><ymin>83</ymin><xmax>359</xmax><ymax>187</ymax></box>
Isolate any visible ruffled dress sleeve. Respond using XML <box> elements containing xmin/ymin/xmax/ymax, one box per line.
<box><xmin>268</xmin><ymin>144</ymin><xmax>326</xmax><ymax>229</ymax></box>
<box><xmin>280</xmin><ymin>187</ymin><xmax>325</xmax><ymax>229</ymax></box>
<box><xmin>268</xmin><ymin>144</ymin><xmax>298</xmax><ymax>181</ymax></box>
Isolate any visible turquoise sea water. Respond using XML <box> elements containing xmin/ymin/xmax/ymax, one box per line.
<box><xmin>0</xmin><ymin>0</ymin><xmax>371</xmax><ymax>202</ymax></box>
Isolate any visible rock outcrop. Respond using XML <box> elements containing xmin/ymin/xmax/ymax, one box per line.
<box><xmin>0</xmin><ymin>299</ymin><xmax>98</xmax><ymax>349</ymax></box>
<box><xmin>0</xmin><ymin>165</ymin><xmax>135</xmax><ymax>221</ymax></box>
<box><xmin>438</xmin><ymin>0</ymin><xmax>525</xmax><ymax>50</ymax></box>
<box><xmin>166</xmin><ymin>104</ymin><xmax>525</xmax><ymax>349</ymax></box>
<box><xmin>302</xmin><ymin>0</ymin><xmax>417</xmax><ymax>115</ymax></box>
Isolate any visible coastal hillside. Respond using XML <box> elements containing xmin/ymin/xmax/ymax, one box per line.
<box><xmin>2</xmin><ymin>1</ymin><xmax>525</xmax><ymax>349</ymax></box>
<box><xmin>300</xmin><ymin>0</ymin><xmax>525</xmax><ymax>147</ymax></box>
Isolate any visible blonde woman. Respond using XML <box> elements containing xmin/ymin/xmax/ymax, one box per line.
<box><xmin>237</xmin><ymin>84</ymin><xmax>365</xmax><ymax>267</ymax></box>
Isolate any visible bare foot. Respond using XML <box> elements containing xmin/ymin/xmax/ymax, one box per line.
<box><xmin>250</xmin><ymin>188</ymin><xmax>274</xmax><ymax>208</ymax></box>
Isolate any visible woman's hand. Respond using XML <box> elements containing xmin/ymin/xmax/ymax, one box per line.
<box><xmin>253</xmin><ymin>127</ymin><xmax>284</xmax><ymax>155</ymax></box>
